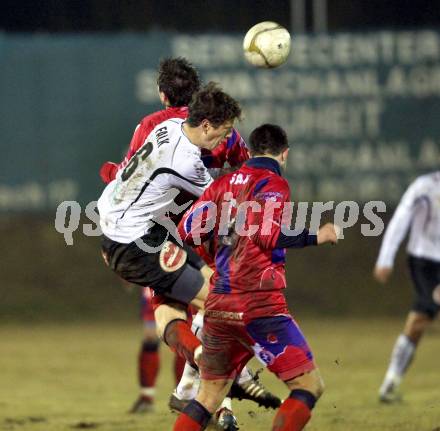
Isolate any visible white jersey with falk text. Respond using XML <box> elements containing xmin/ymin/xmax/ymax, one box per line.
<box><xmin>97</xmin><ymin>118</ymin><xmax>213</xmax><ymax>243</ymax></box>
<box><xmin>376</xmin><ymin>171</ymin><xmax>440</xmax><ymax>267</ymax></box>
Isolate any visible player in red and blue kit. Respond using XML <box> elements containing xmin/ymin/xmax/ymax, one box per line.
<box><xmin>173</xmin><ymin>124</ymin><xmax>339</xmax><ymax>431</ymax></box>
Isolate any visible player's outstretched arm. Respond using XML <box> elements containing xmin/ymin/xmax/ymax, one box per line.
<box><xmin>316</xmin><ymin>223</ymin><xmax>339</xmax><ymax>245</ymax></box>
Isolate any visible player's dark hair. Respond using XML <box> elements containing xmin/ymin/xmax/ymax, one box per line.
<box><xmin>249</xmin><ymin>124</ymin><xmax>289</xmax><ymax>156</ymax></box>
<box><xmin>157</xmin><ymin>57</ymin><xmax>201</xmax><ymax>107</ymax></box>
<box><xmin>186</xmin><ymin>82</ymin><xmax>242</xmax><ymax>128</ymax></box>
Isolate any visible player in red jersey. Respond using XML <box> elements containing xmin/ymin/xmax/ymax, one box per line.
<box><xmin>173</xmin><ymin>124</ymin><xmax>339</xmax><ymax>431</ymax></box>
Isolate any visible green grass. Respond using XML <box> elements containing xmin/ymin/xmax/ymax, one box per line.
<box><xmin>1</xmin><ymin>319</ymin><xmax>439</xmax><ymax>431</ymax></box>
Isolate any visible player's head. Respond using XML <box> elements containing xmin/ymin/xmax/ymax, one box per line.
<box><xmin>249</xmin><ymin>124</ymin><xmax>289</xmax><ymax>168</ymax></box>
<box><xmin>185</xmin><ymin>82</ymin><xmax>242</xmax><ymax>150</ymax></box>
<box><xmin>157</xmin><ymin>57</ymin><xmax>201</xmax><ymax>107</ymax></box>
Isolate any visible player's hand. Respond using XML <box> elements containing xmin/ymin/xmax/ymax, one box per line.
<box><xmin>373</xmin><ymin>266</ymin><xmax>393</xmax><ymax>284</ymax></box>
<box><xmin>100</xmin><ymin>161</ymin><xmax>118</xmax><ymax>184</ymax></box>
<box><xmin>317</xmin><ymin>223</ymin><xmax>339</xmax><ymax>245</ymax></box>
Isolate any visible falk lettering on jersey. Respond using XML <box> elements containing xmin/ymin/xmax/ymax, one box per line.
<box><xmin>155</xmin><ymin>126</ymin><xmax>169</xmax><ymax>147</ymax></box>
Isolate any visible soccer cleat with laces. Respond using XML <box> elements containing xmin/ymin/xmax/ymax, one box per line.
<box><xmin>215</xmin><ymin>408</ymin><xmax>239</xmax><ymax>430</ymax></box>
<box><xmin>229</xmin><ymin>369</ymin><xmax>281</xmax><ymax>409</ymax></box>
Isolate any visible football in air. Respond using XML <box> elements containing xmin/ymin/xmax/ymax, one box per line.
<box><xmin>243</xmin><ymin>21</ymin><xmax>291</xmax><ymax>68</ymax></box>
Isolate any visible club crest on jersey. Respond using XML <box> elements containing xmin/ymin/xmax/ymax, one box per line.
<box><xmin>258</xmin><ymin>349</ymin><xmax>275</xmax><ymax>366</ymax></box>
<box><xmin>253</xmin><ymin>343</ymin><xmax>276</xmax><ymax>366</ymax></box>
<box><xmin>159</xmin><ymin>241</ymin><xmax>187</xmax><ymax>272</ymax></box>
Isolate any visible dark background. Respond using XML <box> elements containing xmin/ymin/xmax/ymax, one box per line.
<box><xmin>1</xmin><ymin>0</ymin><xmax>440</xmax><ymax>33</ymax></box>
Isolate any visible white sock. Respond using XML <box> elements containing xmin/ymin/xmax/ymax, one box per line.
<box><xmin>140</xmin><ymin>387</ymin><xmax>155</xmax><ymax>398</ymax></box>
<box><xmin>383</xmin><ymin>334</ymin><xmax>416</xmax><ymax>385</ymax></box>
<box><xmin>237</xmin><ymin>366</ymin><xmax>252</xmax><ymax>385</ymax></box>
<box><xmin>191</xmin><ymin>311</ymin><xmax>204</xmax><ymax>341</ymax></box>
<box><xmin>175</xmin><ymin>362</ymin><xmax>200</xmax><ymax>400</ymax></box>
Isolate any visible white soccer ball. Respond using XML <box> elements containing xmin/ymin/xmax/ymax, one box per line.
<box><xmin>243</xmin><ymin>21</ymin><xmax>291</xmax><ymax>68</ymax></box>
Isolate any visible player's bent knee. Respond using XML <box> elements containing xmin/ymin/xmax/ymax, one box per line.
<box><xmin>154</xmin><ymin>304</ymin><xmax>187</xmax><ymax>339</ymax></box>
<box><xmin>285</xmin><ymin>369</ymin><xmax>325</xmax><ymax>400</ymax></box>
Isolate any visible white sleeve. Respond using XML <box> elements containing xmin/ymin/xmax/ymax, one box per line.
<box><xmin>171</xmin><ymin>155</ymin><xmax>213</xmax><ymax>197</ymax></box>
<box><xmin>376</xmin><ymin>179</ymin><xmax>420</xmax><ymax>268</ymax></box>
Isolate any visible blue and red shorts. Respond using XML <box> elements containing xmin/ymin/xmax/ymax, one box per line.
<box><xmin>200</xmin><ymin>313</ymin><xmax>315</xmax><ymax>382</ymax></box>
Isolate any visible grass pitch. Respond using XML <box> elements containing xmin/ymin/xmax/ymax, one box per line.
<box><xmin>1</xmin><ymin>318</ymin><xmax>439</xmax><ymax>431</ymax></box>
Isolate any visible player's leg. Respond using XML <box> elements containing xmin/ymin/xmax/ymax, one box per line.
<box><xmin>173</xmin><ymin>317</ymin><xmax>251</xmax><ymax>431</ymax></box>
<box><xmin>379</xmin><ymin>256</ymin><xmax>440</xmax><ymax>402</ymax></box>
<box><xmin>129</xmin><ymin>321</ymin><xmax>160</xmax><ymax>413</ymax></box>
<box><xmin>153</xmin><ymin>261</ymin><xmax>209</xmax><ymax>366</ymax></box>
<box><xmin>170</xmin><ymin>310</ymin><xmax>204</xmax><ymax>410</ymax></box>
<box><xmin>173</xmin><ymin>377</ymin><xmax>234</xmax><ymax>431</ymax></box>
<box><xmin>169</xmin><ymin>309</ymin><xmax>239</xmax><ymax>428</ymax></box>
<box><xmin>129</xmin><ymin>287</ymin><xmax>160</xmax><ymax>414</ymax></box>
<box><xmin>243</xmin><ymin>315</ymin><xmax>319</xmax><ymax>431</ymax></box>
<box><xmin>174</xmin><ymin>353</ymin><xmax>186</xmax><ymax>384</ymax></box>
<box><xmin>272</xmin><ymin>369</ymin><xmax>324</xmax><ymax>431</ymax></box>
<box><xmin>154</xmin><ymin>302</ymin><xmax>202</xmax><ymax>367</ymax></box>
<box><xmin>378</xmin><ymin>310</ymin><xmax>433</xmax><ymax>402</ymax></box>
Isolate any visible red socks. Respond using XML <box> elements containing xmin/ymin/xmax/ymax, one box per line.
<box><xmin>164</xmin><ymin>319</ymin><xmax>201</xmax><ymax>366</ymax></box>
<box><xmin>173</xmin><ymin>400</ymin><xmax>211</xmax><ymax>431</ymax></box>
<box><xmin>272</xmin><ymin>398</ymin><xmax>312</xmax><ymax>431</ymax></box>
<box><xmin>139</xmin><ymin>341</ymin><xmax>160</xmax><ymax>395</ymax></box>
<box><xmin>173</xmin><ymin>413</ymin><xmax>203</xmax><ymax>431</ymax></box>
<box><xmin>174</xmin><ymin>352</ymin><xmax>186</xmax><ymax>384</ymax></box>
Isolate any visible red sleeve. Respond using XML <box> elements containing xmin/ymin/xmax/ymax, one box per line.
<box><xmin>99</xmin><ymin>119</ymin><xmax>155</xmax><ymax>183</ymax></box>
<box><xmin>247</xmin><ymin>177</ymin><xmax>290</xmax><ymax>250</ymax></box>
<box><xmin>200</xmin><ymin>129</ymin><xmax>249</xmax><ymax>170</ymax></box>
<box><xmin>225</xmin><ymin>129</ymin><xmax>250</xmax><ymax>167</ymax></box>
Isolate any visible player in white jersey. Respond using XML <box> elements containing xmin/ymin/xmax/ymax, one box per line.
<box><xmin>374</xmin><ymin>171</ymin><xmax>440</xmax><ymax>402</ymax></box>
<box><xmin>98</xmin><ymin>116</ymin><xmax>213</xmax><ymax>244</ymax></box>
<box><xmin>98</xmin><ymin>83</ymin><xmax>241</xmax><ymax>371</ymax></box>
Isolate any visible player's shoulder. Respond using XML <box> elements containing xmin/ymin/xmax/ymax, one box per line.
<box><xmin>140</xmin><ymin>107</ymin><xmax>187</xmax><ymax>129</ymax></box>
<box><xmin>411</xmin><ymin>171</ymin><xmax>440</xmax><ymax>189</ymax></box>
<box><xmin>261</xmin><ymin>174</ymin><xmax>290</xmax><ymax>197</ymax></box>
<box><xmin>256</xmin><ymin>168</ymin><xmax>289</xmax><ymax>190</ymax></box>
<box><xmin>423</xmin><ymin>171</ymin><xmax>440</xmax><ymax>184</ymax></box>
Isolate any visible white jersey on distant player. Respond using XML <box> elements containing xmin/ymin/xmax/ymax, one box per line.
<box><xmin>97</xmin><ymin>118</ymin><xmax>213</xmax><ymax>243</ymax></box>
<box><xmin>376</xmin><ymin>171</ymin><xmax>440</xmax><ymax>267</ymax></box>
